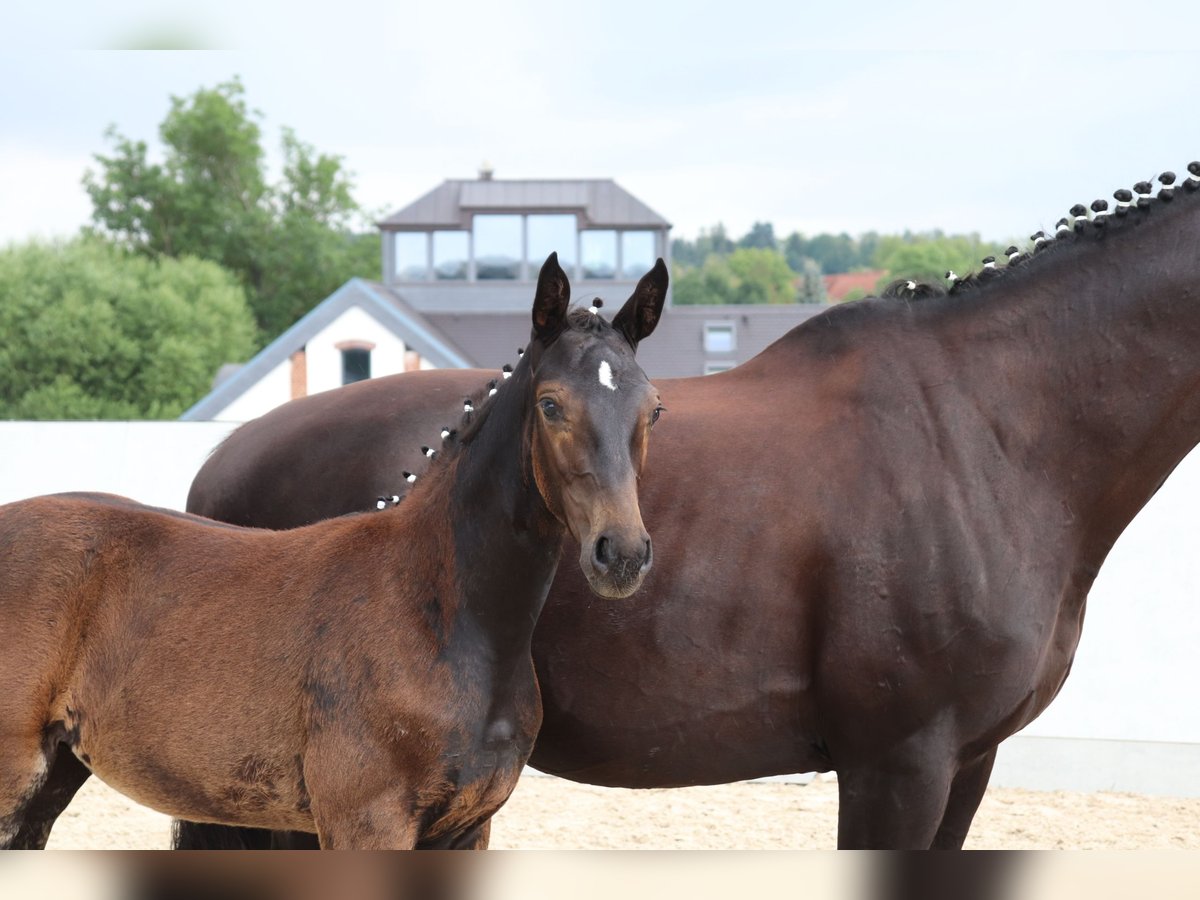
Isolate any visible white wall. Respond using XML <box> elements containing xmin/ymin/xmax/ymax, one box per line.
<box><xmin>216</xmin><ymin>360</ymin><xmax>292</xmax><ymax>423</ymax></box>
<box><xmin>0</xmin><ymin>421</ymin><xmax>239</xmax><ymax>510</ymax></box>
<box><xmin>1</xmin><ymin>421</ymin><xmax>1197</xmax><ymax>793</ymax></box>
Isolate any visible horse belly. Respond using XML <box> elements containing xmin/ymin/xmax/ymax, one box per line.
<box><xmin>54</xmin><ymin>653</ymin><xmax>316</xmax><ymax>832</ymax></box>
<box><xmin>66</xmin><ymin>721</ymin><xmax>315</xmax><ymax>832</ymax></box>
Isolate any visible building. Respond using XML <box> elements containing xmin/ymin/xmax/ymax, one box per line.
<box><xmin>182</xmin><ymin>174</ymin><xmax>824</xmax><ymax>422</ymax></box>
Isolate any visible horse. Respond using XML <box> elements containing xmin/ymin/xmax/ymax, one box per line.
<box><xmin>0</xmin><ymin>253</ymin><xmax>668</xmax><ymax>849</ymax></box>
<box><xmin>183</xmin><ymin>165</ymin><xmax>1200</xmax><ymax>849</ymax></box>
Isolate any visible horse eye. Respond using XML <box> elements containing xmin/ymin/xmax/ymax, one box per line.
<box><xmin>539</xmin><ymin>398</ymin><xmax>560</xmax><ymax>420</ymax></box>
<box><xmin>651</xmin><ymin>407</ymin><xmax>664</xmax><ymax>426</ymax></box>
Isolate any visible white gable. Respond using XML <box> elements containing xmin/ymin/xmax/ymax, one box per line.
<box><xmin>207</xmin><ymin>304</ymin><xmax>425</xmax><ymax>422</ymax></box>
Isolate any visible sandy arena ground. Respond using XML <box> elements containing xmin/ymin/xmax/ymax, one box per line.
<box><xmin>42</xmin><ymin>772</ymin><xmax>1200</xmax><ymax>850</ymax></box>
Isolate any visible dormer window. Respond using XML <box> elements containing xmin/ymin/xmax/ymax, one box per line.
<box><xmin>338</xmin><ymin>341</ymin><xmax>374</xmax><ymax>385</ymax></box>
<box><xmin>381</xmin><ymin>179</ymin><xmax>668</xmax><ymax>288</ymax></box>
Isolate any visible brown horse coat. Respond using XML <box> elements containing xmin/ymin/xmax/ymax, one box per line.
<box><xmin>184</xmin><ymin>167</ymin><xmax>1200</xmax><ymax>848</ymax></box>
<box><xmin>0</xmin><ymin>255</ymin><xmax>667</xmax><ymax>849</ymax></box>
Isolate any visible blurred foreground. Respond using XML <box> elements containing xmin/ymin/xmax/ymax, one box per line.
<box><xmin>3</xmin><ymin>852</ymin><xmax>1200</xmax><ymax>900</ymax></box>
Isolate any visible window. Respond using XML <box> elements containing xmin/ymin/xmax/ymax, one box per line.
<box><xmin>527</xmin><ymin>214</ymin><xmax>576</xmax><ymax>274</ymax></box>
<box><xmin>433</xmin><ymin>231</ymin><xmax>469</xmax><ymax>280</ymax></box>
<box><xmin>704</xmin><ymin>361</ymin><xmax>736</xmax><ymax>375</ymax></box>
<box><xmin>473</xmin><ymin>214</ymin><xmax>522</xmax><ymax>279</ymax></box>
<box><xmin>393</xmin><ymin>232</ymin><xmax>428</xmax><ymax>281</ymax></box>
<box><xmin>704</xmin><ymin>323</ymin><xmax>736</xmax><ymax>354</ymax></box>
<box><xmin>580</xmin><ymin>230</ymin><xmax>617</xmax><ymax>279</ymax></box>
<box><xmin>621</xmin><ymin>231</ymin><xmax>656</xmax><ymax>279</ymax></box>
<box><xmin>341</xmin><ymin>347</ymin><xmax>371</xmax><ymax>385</ymax></box>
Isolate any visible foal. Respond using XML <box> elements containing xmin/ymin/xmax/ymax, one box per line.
<box><xmin>0</xmin><ymin>253</ymin><xmax>667</xmax><ymax>849</ymax></box>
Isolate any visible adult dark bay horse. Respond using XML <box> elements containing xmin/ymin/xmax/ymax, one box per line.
<box><xmin>184</xmin><ymin>166</ymin><xmax>1200</xmax><ymax>849</ymax></box>
<box><xmin>0</xmin><ymin>254</ymin><xmax>667</xmax><ymax>849</ymax></box>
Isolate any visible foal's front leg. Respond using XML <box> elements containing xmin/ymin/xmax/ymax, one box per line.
<box><xmin>303</xmin><ymin>739</ymin><xmax>423</xmax><ymax>849</ymax></box>
<box><xmin>312</xmin><ymin>788</ymin><xmax>422</xmax><ymax>849</ymax></box>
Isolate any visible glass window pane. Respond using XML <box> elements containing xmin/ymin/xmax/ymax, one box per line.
<box><xmin>393</xmin><ymin>232</ymin><xmax>428</xmax><ymax>281</ymax></box>
<box><xmin>527</xmin><ymin>215</ymin><xmax>576</xmax><ymax>274</ymax></box>
<box><xmin>433</xmin><ymin>231</ymin><xmax>469</xmax><ymax>280</ymax></box>
<box><xmin>621</xmin><ymin>231</ymin><xmax>656</xmax><ymax>279</ymax></box>
<box><xmin>342</xmin><ymin>348</ymin><xmax>371</xmax><ymax>384</ymax></box>
<box><xmin>704</xmin><ymin>324</ymin><xmax>735</xmax><ymax>353</ymax></box>
<box><xmin>473</xmin><ymin>214</ymin><xmax>522</xmax><ymax>279</ymax></box>
<box><xmin>581</xmin><ymin>230</ymin><xmax>617</xmax><ymax>279</ymax></box>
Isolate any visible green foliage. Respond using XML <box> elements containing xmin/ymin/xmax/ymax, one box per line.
<box><xmin>872</xmin><ymin>231</ymin><xmax>1007</xmax><ymax>286</ymax></box>
<box><xmin>671</xmin><ymin>223</ymin><xmax>735</xmax><ymax>267</ymax></box>
<box><xmin>0</xmin><ymin>239</ymin><xmax>257</xmax><ymax>419</ymax></box>
<box><xmin>794</xmin><ymin>232</ymin><xmax>862</xmax><ymax>275</ymax></box>
<box><xmin>83</xmin><ymin>78</ymin><xmax>376</xmax><ymax>343</ymax></box>
<box><xmin>677</xmin><ymin>221</ymin><xmax>1012</xmax><ymax>304</ymax></box>
<box><xmin>673</xmin><ymin>256</ymin><xmax>737</xmax><ymax>305</ymax></box>
<box><xmin>738</xmin><ymin>221</ymin><xmax>777</xmax><ymax>250</ymax></box>
<box><xmin>673</xmin><ymin>247</ymin><xmax>801</xmax><ymax>305</ymax></box>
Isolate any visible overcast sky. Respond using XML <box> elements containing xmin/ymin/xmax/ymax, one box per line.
<box><xmin>3</xmin><ymin>2</ymin><xmax>1198</xmax><ymax>249</ymax></box>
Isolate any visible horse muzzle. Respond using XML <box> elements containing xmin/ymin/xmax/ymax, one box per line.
<box><xmin>580</xmin><ymin>529</ymin><xmax>653</xmax><ymax>599</ymax></box>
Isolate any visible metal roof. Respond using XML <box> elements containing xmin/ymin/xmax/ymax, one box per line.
<box><xmin>378</xmin><ymin>179</ymin><xmax>671</xmax><ymax>230</ymax></box>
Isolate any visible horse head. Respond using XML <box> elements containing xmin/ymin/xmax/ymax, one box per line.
<box><xmin>523</xmin><ymin>252</ymin><xmax>667</xmax><ymax>598</ymax></box>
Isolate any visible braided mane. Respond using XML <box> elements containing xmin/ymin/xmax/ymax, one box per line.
<box><xmin>379</xmin><ymin>304</ymin><xmax>623</xmax><ymax>505</ymax></box>
<box><xmin>878</xmin><ymin>164</ymin><xmax>1200</xmax><ymax>302</ymax></box>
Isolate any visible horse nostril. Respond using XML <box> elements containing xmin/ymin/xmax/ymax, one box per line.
<box><xmin>593</xmin><ymin>536</ymin><xmax>612</xmax><ymax>572</ymax></box>
<box><xmin>642</xmin><ymin>538</ymin><xmax>653</xmax><ymax>569</ymax></box>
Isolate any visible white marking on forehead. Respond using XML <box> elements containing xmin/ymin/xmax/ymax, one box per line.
<box><xmin>598</xmin><ymin>359</ymin><xmax>617</xmax><ymax>391</ymax></box>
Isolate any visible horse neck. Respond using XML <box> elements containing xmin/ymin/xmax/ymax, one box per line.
<box><xmin>412</xmin><ymin>364</ymin><xmax>562</xmax><ymax>666</ymax></box>
<box><xmin>936</xmin><ymin>206</ymin><xmax>1200</xmax><ymax>558</ymax></box>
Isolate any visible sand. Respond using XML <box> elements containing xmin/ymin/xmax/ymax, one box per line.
<box><xmin>42</xmin><ymin>772</ymin><xmax>1200</xmax><ymax>850</ymax></box>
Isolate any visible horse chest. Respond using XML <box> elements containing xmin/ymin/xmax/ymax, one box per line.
<box><xmin>421</xmin><ymin>721</ymin><xmax>532</xmax><ymax>843</ymax></box>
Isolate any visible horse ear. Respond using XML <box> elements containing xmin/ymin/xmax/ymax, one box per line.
<box><xmin>612</xmin><ymin>258</ymin><xmax>668</xmax><ymax>349</ymax></box>
<box><xmin>532</xmin><ymin>252</ymin><xmax>571</xmax><ymax>343</ymax></box>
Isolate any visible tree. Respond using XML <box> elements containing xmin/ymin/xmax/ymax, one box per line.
<box><xmin>0</xmin><ymin>239</ymin><xmax>257</xmax><ymax>419</ymax></box>
<box><xmin>782</xmin><ymin>232</ymin><xmax>810</xmax><ymax>273</ymax></box>
<box><xmin>738</xmin><ymin>221</ymin><xmax>777</xmax><ymax>250</ymax></box>
<box><xmin>84</xmin><ymin>78</ymin><xmax>376</xmax><ymax>343</ymax></box>
<box><xmin>672</xmin><ymin>223</ymin><xmax>736</xmax><ymax>267</ymax></box>
<box><xmin>672</xmin><ymin>256</ymin><xmax>737</xmax><ymax>305</ymax></box>
<box><xmin>872</xmin><ymin>231</ymin><xmax>1007</xmax><ymax>286</ymax></box>
<box><xmin>803</xmin><ymin>232</ymin><xmax>860</xmax><ymax>274</ymax></box>
<box><xmin>673</xmin><ymin>247</ymin><xmax>799</xmax><ymax>306</ymax></box>
<box><xmin>725</xmin><ymin>247</ymin><xmax>796</xmax><ymax>304</ymax></box>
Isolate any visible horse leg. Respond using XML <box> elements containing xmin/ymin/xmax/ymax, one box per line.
<box><xmin>0</xmin><ymin>734</ymin><xmax>56</xmax><ymax>849</ymax></box>
<box><xmin>311</xmin><ymin>787</ymin><xmax>421</xmax><ymax>849</ymax></box>
<box><xmin>303</xmin><ymin>741</ymin><xmax>421</xmax><ymax>849</ymax></box>
<box><xmin>929</xmin><ymin>748</ymin><xmax>998</xmax><ymax>849</ymax></box>
<box><xmin>835</xmin><ymin>753</ymin><xmax>957</xmax><ymax>849</ymax></box>
<box><xmin>8</xmin><ymin>750</ymin><xmax>91</xmax><ymax>849</ymax></box>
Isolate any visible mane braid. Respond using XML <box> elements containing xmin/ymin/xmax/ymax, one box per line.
<box><xmin>407</xmin><ymin>304</ymin><xmax>624</xmax><ymax>481</ymax></box>
<box><xmin>933</xmin><ymin>163</ymin><xmax>1200</xmax><ymax>299</ymax></box>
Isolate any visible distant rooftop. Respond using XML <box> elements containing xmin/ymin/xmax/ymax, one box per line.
<box><xmin>823</xmin><ymin>270</ymin><xmax>885</xmax><ymax>301</ymax></box>
<box><xmin>378</xmin><ymin>177</ymin><xmax>671</xmax><ymax>231</ymax></box>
